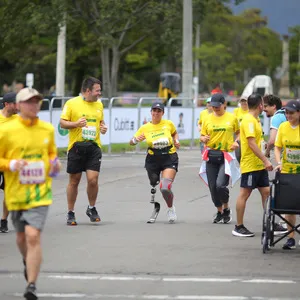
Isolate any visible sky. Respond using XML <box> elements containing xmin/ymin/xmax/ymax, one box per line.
<box><xmin>229</xmin><ymin>0</ymin><xmax>300</xmax><ymax>35</ymax></box>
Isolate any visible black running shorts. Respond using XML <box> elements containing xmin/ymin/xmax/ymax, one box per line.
<box><xmin>0</xmin><ymin>172</ymin><xmax>4</xmax><ymax>190</ymax></box>
<box><xmin>240</xmin><ymin>169</ymin><xmax>269</xmax><ymax>189</ymax></box>
<box><xmin>145</xmin><ymin>152</ymin><xmax>179</xmax><ymax>174</ymax></box>
<box><xmin>67</xmin><ymin>141</ymin><xmax>102</xmax><ymax>174</ymax></box>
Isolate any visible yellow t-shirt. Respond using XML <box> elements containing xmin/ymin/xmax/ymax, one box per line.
<box><xmin>60</xmin><ymin>96</ymin><xmax>104</xmax><ymax>150</ymax></box>
<box><xmin>198</xmin><ymin>109</ymin><xmax>211</xmax><ymax>126</ymax></box>
<box><xmin>233</xmin><ymin>107</ymin><xmax>249</xmax><ymax>124</ymax></box>
<box><xmin>201</xmin><ymin>112</ymin><xmax>239</xmax><ymax>151</ymax></box>
<box><xmin>134</xmin><ymin>120</ymin><xmax>177</xmax><ymax>155</ymax></box>
<box><xmin>240</xmin><ymin>114</ymin><xmax>264</xmax><ymax>173</ymax></box>
<box><xmin>0</xmin><ymin>111</ymin><xmax>18</xmax><ymax>124</ymax></box>
<box><xmin>275</xmin><ymin>121</ymin><xmax>300</xmax><ymax>174</ymax></box>
<box><xmin>0</xmin><ymin>116</ymin><xmax>57</xmax><ymax>211</ymax></box>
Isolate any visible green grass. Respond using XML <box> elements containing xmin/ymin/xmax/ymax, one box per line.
<box><xmin>57</xmin><ymin>139</ymin><xmax>199</xmax><ymax>158</ymax></box>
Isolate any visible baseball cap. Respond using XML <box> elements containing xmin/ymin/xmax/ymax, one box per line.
<box><xmin>210</xmin><ymin>93</ymin><xmax>225</xmax><ymax>107</ymax></box>
<box><xmin>151</xmin><ymin>102</ymin><xmax>164</xmax><ymax>111</ymax></box>
<box><xmin>206</xmin><ymin>97</ymin><xmax>212</xmax><ymax>103</ymax></box>
<box><xmin>16</xmin><ymin>88</ymin><xmax>43</xmax><ymax>103</ymax></box>
<box><xmin>2</xmin><ymin>92</ymin><xmax>17</xmax><ymax>103</ymax></box>
<box><xmin>284</xmin><ymin>100</ymin><xmax>300</xmax><ymax>112</ymax></box>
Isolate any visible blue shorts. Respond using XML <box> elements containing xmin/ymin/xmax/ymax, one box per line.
<box><xmin>240</xmin><ymin>169</ymin><xmax>269</xmax><ymax>189</ymax></box>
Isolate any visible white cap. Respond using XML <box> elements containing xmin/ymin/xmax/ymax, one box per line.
<box><xmin>16</xmin><ymin>88</ymin><xmax>43</xmax><ymax>103</ymax></box>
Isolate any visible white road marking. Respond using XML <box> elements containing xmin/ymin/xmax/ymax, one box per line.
<box><xmin>1</xmin><ymin>273</ymin><xmax>297</xmax><ymax>284</ymax></box>
<box><xmin>10</xmin><ymin>293</ymin><xmax>299</xmax><ymax>299</ymax></box>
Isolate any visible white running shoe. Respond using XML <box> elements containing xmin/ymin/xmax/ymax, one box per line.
<box><xmin>167</xmin><ymin>206</ymin><xmax>177</xmax><ymax>223</ymax></box>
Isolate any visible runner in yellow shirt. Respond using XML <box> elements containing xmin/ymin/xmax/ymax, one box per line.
<box><xmin>0</xmin><ymin>92</ymin><xmax>18</xmax><ymax>233</ymax></box>
<box><xmin>274</xmin><ymin>100</ymin><xmax>300</xmax><ymax>249</ymax></box>
<box><xmin>200</xmin><ymin>93</ymin><xmax>239</xmax><ymax>224</ymax></box>
<box><xmin>0</xmin><ymin>88</ymin><xmax>61</xmax><ymax>300</ymax></box>
<box><xmin>198</xmin><ymin>97</ymin><xmax>213</xmax><ymax>153</ymax></box>
<box><xmin>60</xmin><ymin>77</ymin><xmax>107</xmax><ymax>226</ymax></box>
<box><xmin>129</xmin><ymin>102</ymin><xmax>180</xmax><ymax>223</ymax></box>
<box><xmin>232</xmin><ymin>94</ymin><xmax>273</xmax><ymax>237</ymax></box>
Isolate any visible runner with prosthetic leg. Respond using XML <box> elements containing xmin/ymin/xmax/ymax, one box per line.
<box><xmin>130</xmin><ymin>102</ymin><xmax>180</xmax><ymax>223</ymax></box>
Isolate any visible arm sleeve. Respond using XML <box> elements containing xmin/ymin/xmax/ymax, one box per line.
<box><xmin>200</xmin><ymin>119</ymin><xmax>208</xmax><ymax>136</ymax></box>
<box><xmin>243</xmin><ymin>120</ymin><xmax>256</xmax><ymax>138</ymax></box>
<box><xmin>134</xmin><ymin>125</ymin><xmax>144</xmax><ymax>138</ymax></box>
<box><xmin>169</xmin><ymin>121</ymin><xmax>177</xmax><ymax>135</ymax></box>
<box><xmin>270</xmin><ymin>115</ymin><xmax>281</xmax><ymax>130</ymax></box>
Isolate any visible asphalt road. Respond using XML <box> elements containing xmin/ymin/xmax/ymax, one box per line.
<box><xmin>0</xmin><ymin>149</ymin><xmax>300</xmax><ymax>300</ymax></box>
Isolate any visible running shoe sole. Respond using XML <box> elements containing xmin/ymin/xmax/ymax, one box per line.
<box><xmin>232</xmin><ymin>230</ymin><xmax>255</xmax><ymax>237</ymax></box>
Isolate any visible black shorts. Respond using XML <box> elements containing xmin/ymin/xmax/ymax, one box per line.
<box><xmin>145</xmin><ymin>152</ymin><xmax>179</xmax><ymax>174</ymax></box>
<box><xmin>240</xmin><ymin>169</ymin><xmax>269</xmax><ymax>189</ymax></box>
<box><xmin>0</xmin><ymin>172</ymin><xmax>4</xmax><ymax>190</ymax></box>
<box><xmin>67</xmin><ymin>141</ymin><xmax>102</xmax><ymax>174</ymax></box>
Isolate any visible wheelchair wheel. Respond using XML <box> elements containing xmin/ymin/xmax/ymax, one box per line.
<box><xmin>262</xmin><ymin>197</ymin><xmax>271</xmax><ymax>253</ymax></box>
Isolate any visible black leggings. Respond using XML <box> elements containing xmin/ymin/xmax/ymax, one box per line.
<box><xmin>206</xmin><ymin>161</ymin><xmax>229</xmax><ymax>208</ymax></box>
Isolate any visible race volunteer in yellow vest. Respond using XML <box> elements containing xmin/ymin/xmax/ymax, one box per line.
<box><xmin>0</xmin><ymin>87</ymin><xmax>61</xmax><ymax>299</ymax></box>
<box><xmin>0</xmin><ymin>92</ymin><xmax>18</xmax><ymax>233</ymax></box>
<box><xmin>200</xmin><ymin>93</ymin><xmax>239</xmax><ymax>225</ymax></box>
<box><xmin>274</xmin><ymin>100</ymin><xmax>300</xmax><ymax>250</ymax></box>
<box><xmin>129</xmin><ymin>102</ymin><xmax>180</xmax><ymax>223</ymax></box>
<box><xmin>60</xmin><ymin>76</ymin><xmax>107</xmax><ymax>226</ymax></box>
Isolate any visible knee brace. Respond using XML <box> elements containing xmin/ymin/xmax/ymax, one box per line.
<box><xmin>159</xmin><ymin>178</ymin><xmax>173</xmax><ymax>201</ymax></box>
<box><xmin>147</xmin><ymin>170</ymin><xmax>160</xmax><ymax>187</ymax></box>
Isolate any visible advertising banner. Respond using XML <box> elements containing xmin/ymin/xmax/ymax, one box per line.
<box><xmin>109</xmin><ymin>108</ymin><xmax>138</xmax><ymax>143</ymax></box>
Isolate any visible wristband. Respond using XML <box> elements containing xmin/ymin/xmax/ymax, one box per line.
<box><xmin>9</xmin><ymin>160</ymin><xmax>17</xmax><ymax>171</ymax></box>
<box><xmin>131</xmin><ymin>137</ymin><xmax>138</xmax><ymax>145</ymax></box>
<box><xmin>277</xmin><ymin>162</ymin><xmax>282</xmax><ymax>165</ymax></box>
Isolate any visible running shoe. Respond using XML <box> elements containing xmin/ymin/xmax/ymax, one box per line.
<box><xmin>213</xmin><ymin>211</ymin><xmax>223</xmax><ymax>224</ymax></box>
<box><xmin>222</xmin><ymin>208</ymin><xmax>232</xmax><ymax>224</ymax></box>
<box><xmin>0</xmin><ymin>219</ymin><xmax>8</xmax><ymax>233</ymax></box>
<box><xmin>282</xmin><ymin>237</ymin><xmax>296</xmax><ymax>250</ymax></box>
<box><xmin>66</xmin><ymin>211</ymin><xmax>77</xmax><ymax>226</ymax></box>
<box><xmin>274</xmin><ymin>222</ymin><xmax>288</xmax><ymax>236</ymax></box>
<box><xmin>167</xmin><ymin>206</ymin><xmax>177</xmax><ymax>223</ymax></box>
<box><xmin>232</xmin><ymin>224</ymin><xmax>255</xmax><ymax>237</ymax></box>
<box><xmin>24</xmin><ymin>282</ymin><xmax>37</xmax><ymax>300</ymax></box>
<box><xmin>86</xmin><ymin>207</ymin><xmax>101</xmax><ymax>222</ymax></box>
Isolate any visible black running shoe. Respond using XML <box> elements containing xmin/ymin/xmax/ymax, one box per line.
<box><xmin>274</xmin><ymin>222</ymin><xmax>288</xmax><ymax>236</ymax></box>
<box><xmin>213</xmin><ymin>211</ymin><xmax>223</xmax><ymax>224</ymax></box>
<box><xmin>232</xmin><ymin>224</ymin><xmax>255</xmax><ymax>237</ymax></box>
<box><xmin>23</xmin><ymin>258</ymin><xmax>28</xmax><ymax>281</ymax></box>
<box><xmin>283</xmin><ymin>237</ymin><xmax>296</xmax><ymax>250</ymax></box>
<box><xmin>222</xmin><ymin>208</ymin><xmax>232</xmax><ymax>224</ymax></box>
<box><xmin>24</xmin><ymin>282</ymin><xmax>37</xmax><ymax>300</ymax></box>
<box><xmin>0</xmin><ymin>219</ymin><xmax>8</xmax><ymax>233</ymax></box>
<box><xmin>66</xmin><ymin>211</ymin><xmax>77</xmax><ymax>226</ymax></box>
<box><xmin>86</xmin><ymin>206</ymin><xmax>101</xmax><ymax>222</ymax></box>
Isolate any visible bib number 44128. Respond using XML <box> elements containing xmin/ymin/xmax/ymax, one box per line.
<box><xmin>19</xmin><ymin>161</ymin><xmax>46</xmax><ymax>184</ymax></box>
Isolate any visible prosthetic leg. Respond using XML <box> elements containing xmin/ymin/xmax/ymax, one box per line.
<box><xmin>147</xmin><ymin>185</ymin><xmax>160</xmax><ymax>224</ymax></box>
<box><xmin>146</xmin><ymin>170</ymin><xmax>161</xmax><ymax>223</ymax></box>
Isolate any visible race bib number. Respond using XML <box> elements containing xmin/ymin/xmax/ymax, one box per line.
<box><xmin>152</xmin><ymin>138</ymin><xmax>169</xmax><ymax>149</ymax></box>
<box><xmin>286</xmin><ymin>148</ymin><xmax>300</xmax><ymax>164</ymax></box>
<box><xmin>19</xmin><ymin>161</ymin><xmax>45</xmax><ymax>184</ymax></box>
<box><xmin>82</xmin><ymin>126</ymin><xmax>96</xmax><ymax>140</ymax></box>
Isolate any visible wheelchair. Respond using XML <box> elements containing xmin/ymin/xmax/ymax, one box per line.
<box><xmin>262</xmin><ymin>172</ymin><xmax>300</xmax><ymax>253</ymax></box>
